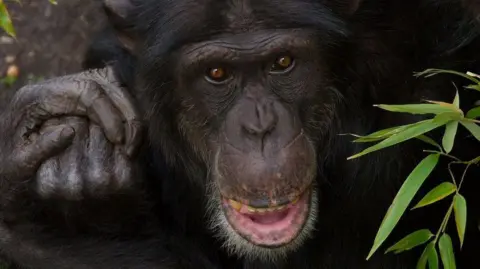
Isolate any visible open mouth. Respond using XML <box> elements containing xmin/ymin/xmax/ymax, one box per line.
<box><xmin>221</xmin><ymin>189</ymin><xmax>312</xmax><ymax>247</ymax></box>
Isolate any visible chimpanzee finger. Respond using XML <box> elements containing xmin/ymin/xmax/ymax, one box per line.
<box><xmin>67</xmin><ymin>79</ymin><xmax>125</xmax><ymax>144</ymax></box>
<box><xmin>113</xmin><ymin>145</ymin><xmax>135</xmax><ymax>190</ymax></box>
<box><xmin>86</xmin><ymin>67</ymin><xmax>144</xmax><ymax>157</ymax></box>
<box><xmin>56</xmin><ymin>117</ymin><xmax>90</xmax><ymax>200</ymax></box>
<box><xmin>85</xmin><ymin>124</ymin><xmax>114</xmax><ymax>194</ymax></box>
<box><xmin>13</xmin><ymin>125</ymin><xmax>75</xmax><ymax>176</ymax></box>
<box><xmin>16</xmin><ymin>78</ymin><xmax>125</xmax><ymax>144</ymax></box>
<box><xmin>35</xmin><ymin>157</ymin><xmax>60</xmax><ymax>198</ymax></box>
<box><xmin>35</xmin><ymin>119</ymin><xmax>65</xmax><ymax>198</ymax></box>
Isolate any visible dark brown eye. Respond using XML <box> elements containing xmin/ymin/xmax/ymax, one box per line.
<box><xmin>270</xmin><ymin>55</ymin><xmax>295</xmax><ymax>73</ymax></box>
<box><xmin>205</xmin><ymin>67</ymin><xmax>230</xmax><ymax>83</ymax></box>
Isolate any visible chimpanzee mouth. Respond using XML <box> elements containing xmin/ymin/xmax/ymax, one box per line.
<box><xmin>221</xmin><ymin>189</ymin><xmax>312</xmax><ymax>248</ymax></box>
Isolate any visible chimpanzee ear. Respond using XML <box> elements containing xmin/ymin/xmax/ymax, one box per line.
<box><xmin>103</xmin><ymin>0</ymin><xmax>138</xmax><ymax>52</ymax></box>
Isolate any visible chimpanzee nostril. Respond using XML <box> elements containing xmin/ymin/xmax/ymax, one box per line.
<box><xmin>241</xmin><ymin>101</ymin><xmax>277</xmax><ymax>138</ymax></box>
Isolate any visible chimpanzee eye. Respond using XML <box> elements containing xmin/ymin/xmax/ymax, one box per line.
<box><xmin>270</xmin><ymin>55</ymin><xmax>295</xmax><ymax>73</ymax></box>
<box><xmin>205</xmin><ymin>67</ymin><xmax>231</xmax><ymax>84</ymax></box>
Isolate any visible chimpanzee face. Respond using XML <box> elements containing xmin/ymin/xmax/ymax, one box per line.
<box><xmin>172</xmin><ymin>28</ymin><xmax>337</xmax><ymax>260</ymax></box>
<box><xmin>105</xmin><ymin>0</ymin><xmax>356</xmax><ymax>262</ymax></box>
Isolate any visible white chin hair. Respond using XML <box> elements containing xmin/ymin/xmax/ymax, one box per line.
<box><xmin>206</xmin><ymin>185</ymin><xmax>318</xmax><ymax>263</ymax></box>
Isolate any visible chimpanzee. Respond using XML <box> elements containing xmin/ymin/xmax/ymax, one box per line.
<box><xmin>0</xmin><ymin>0</ymin><xmax>479</xmax><ymax>268</ymax></box>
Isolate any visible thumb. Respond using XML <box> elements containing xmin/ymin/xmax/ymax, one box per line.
<box><xmin>18</xmin><ymin>125</ymin><xmax>75</xmax><ymax>171</ymax></box>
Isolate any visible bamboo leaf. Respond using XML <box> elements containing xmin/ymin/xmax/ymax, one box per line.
<box><xmin>385</xmin><ymin>229</ymin><xmax>433</xmax><ymax>254</ymax></box>
<box><xmin>415</xmin><ymin>69</ymin><xmax>480</xmax><ymax>85</ymax></box>
<box><xmin>467</xmin><ymin>155</ymin><xmax>480</xmax><ymax>164</ymax></box>
<box><xmin>439</xmin><ymin>233</ymin><xmax>456</xmax><ymax>269</ymax></box>
<box><xmin>442</xmin><ymin>121</ymin><xmax>458</xmax><ymax>153</ymax></box>
<box><xmin>416</xmin><ymin>135</ymin><xmax>442</xmax><ymax>150</ymax></box>
<box><xmin>452</xmin><ymin>90</ymin><xmax>460</xmax><ymax>108</ymax></box>
<box><xmin>0</xmin><ymin>1</ymin><xmax>16</xmax><ymax>37</ymax></box>
<box><xmin>374</xmin><ymin>104</ymin><xmax>457</xmax><ymax>115</ymax></box>
<box><xmin>366</xmin><ymin>154</ymin><xmax>440</xmax><ymax>260</ymax></box>
<box><xmin>465</xmin><ymin>84</ymin><xmax>480</xmax><ymax>92</ymax></box>
<box><xmin>460</xmin><ymin>120</ymin><xmax>480</xmax><ymax>142</ymax></box>
<box><xmin>417</xmin><ymin>242</ymin><xmax>436</xmax><ymax>269</ymax></box>
<box><xmin>348</xmin><ymin>119</ymin><xmax>448</xmax><ymax>160</ymax></box>
<box><xmin>352</xmin><ymin>120</ymin><xmax>430</xmax><ymax>143</ymax></box>
<box><xmin>466</xmin><ymin>107</ymin><xmax>480</xmax><ymax>119</ymax></box>
<box><xmin>412</xmin><ymin>182</ymin><xmax>456</xmax><ymax>209</ymax></box>
<box><xmin>433</xmin><ymin>112</ymin><xmax>463</xmax><ymax>123</ymax></box>
<box><xmin>453</xmin><ymin>194</ymin><xmax>467</xmax><ymax>248</ymax></box>
<box><xmin>428</xmin><ymin>245</ymin><xmax>439</xmax><ymax>269</ymax></box>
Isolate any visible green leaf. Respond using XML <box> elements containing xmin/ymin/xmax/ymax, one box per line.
<box><xmin>466</xmin><ymin>71</ymin><xmax>480</xmax><ymax>79</ymax></box>
<box><xmin>348</xmin><ymin>119</ymin><xmax>449</xmax><ymax>160</ymax></box>
<box><xmin>452</xmin><ymin>91</ymin><xmax>460</xmax><ymax>108</ymax></box>
<box><xmin>442</xmin><ymin>121</ymin><xmax>458</xmax><ymax>153</ymax></box>
<box><xmin>352</xmin><ymin>120</ymin><xmax>430</xmax><ymax>143</ymax></box>
<box><xmin>467</xmin><ymin>155</ymin><xmax>480</xmax><ymax>164</ymax></box>
<box><xmin>415</xmin><ymin>68</ymin><xmax>480</xmax><ymax>85</ymax></box>
<box><xmin>349</xmin><ymin>127</ymin><xmax>409</xmax><ymax>143</ymax></box>
<box><xmin>49</xmin><ymin>0</ymin><xmax>58</xmax><ymax>5</ymax></box>
<box><xmin>433</xmin><ymin>112</ymin><xmax>463</xmax><ymax>123</ymax></box>
<box><xmin>0</xmin><ymin>1</ymin><xmax>16</xmax><ymax>37</ymax></box>
<box><xmin>412</xmin><ymin>182</ymin><xmax>456</xmax><ymax>209</ymax></box>
<box><xmin>439</xmin><ymin>233</ymin><xmax>456</xmax><ymax>269</ymax></box>
<box><xmin>385</xmin><ymin>229</ymin><xmax>433</xmax><ymax>254</ymax></box>
<box><xmin>416</xmin><ymin>135</ymin><xmax>442</xmax><ymax>150</ymax></box>
<box><xmin>466</xmin><ymin>107</ymin><xmax>480</xmax><ymax>119</ymax></box>
<box><xmin>465</xmin><ymin>84</ymin><xmax>480</xmax><ymax>92</ymax></box>
<box><xmin>460</xmin><ymin>120</ymin><xmax>480</xmax><ymax>142</ymax></box>
<box><xmin>428</xmin><ymin>245</ymin><xmax>439</xmax><ymax>269</ymax></box>
<box><xmin>366</xmin><ymin>154</ymin><xmax>440</xmax><ymax>260</ymax></box>
<box><xmin>417</xmin><ymin>242</ymin><xmax>436</xmax><ymax>269</ymax></box>
<box><xmin>453</xmin><ymin>194</ymin><xmax>467</xmax><ymax>248</ymax></box>
<box><xmin>374</xmin><ymin>104</ymin><xmax>458</xmax><ymax>115</ymax></box>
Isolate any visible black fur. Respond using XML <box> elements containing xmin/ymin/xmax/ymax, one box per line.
<box><xmin>4</xmin><ymin>0</ymin><xmax>480</xmax><ymax>268</ymax></box>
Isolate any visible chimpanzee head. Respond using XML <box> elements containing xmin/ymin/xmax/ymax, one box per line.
<box><xmin>104</xmin><ymin>0</ymin><xmax>361</xmax><ymax>261</ymax></box>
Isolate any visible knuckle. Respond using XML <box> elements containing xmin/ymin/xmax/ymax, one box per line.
<box><xmin>35</xmin><ymin>158</ymin><xmax>60</xmax><ymax>198</ymax></box>
<box><xmin>77</xmin><ymin>79</ymin><xmax>102</xmax><ymax>104</ymax></box>
<box><xmin>114</xmin><ymin>162</ymin><xmax>135</xmax><ymax>189</ymax></box>
<box><xmin>86</xmin><ymin>168</ymin><xmax>113</xmax><ymax>191</ymax></box>
<box><xmin>61</xmin><ymin>171</ymin><xmax>84</xmax><ymax>200</ymax></box>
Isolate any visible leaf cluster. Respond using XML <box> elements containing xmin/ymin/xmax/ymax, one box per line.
<box><xmin>347</xmin><ymin>69</ymin><xmax>480</xmax><ymax>269</ymax></box>
<box><xmin>0</xmin><ymin>0</ymin><xmax>57</xmax><ymax>38</ymax></box>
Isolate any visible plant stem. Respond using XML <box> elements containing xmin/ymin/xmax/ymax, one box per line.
<box><xmin>423</xmin><ymin>150</ymin><xmax>461</xmax><ymax>161</ymax></box>
<box><xmin>434</xmin><ymin>201</ymin><xmax>454</xmax><ymax>243</ymax></box>
<box><xmin>457</xmin><ymin>162</ymin><xmax>473</xmax><ymax>192</ymax></box>
<box><xmin>447</xmin><ymin>162</ymin><xmax>459</xmax><ymax>187</ymax></box>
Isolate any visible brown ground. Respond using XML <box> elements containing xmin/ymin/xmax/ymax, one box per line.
<box><xmin>0</xmin><ymin>0</ymin><xmax>106</xmax><ymax>102</ymax></box>
<box><xmin>0</xmin><ymin>2</ymin><xmax>105</xmax><ymax>266</ymax></box>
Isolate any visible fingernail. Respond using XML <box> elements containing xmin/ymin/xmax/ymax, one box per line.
<box><xmin>126</xmin><ymin>143</ymin><xmax>135</xmax><ymax>157</ymax></box>
<box><xmin>111</xmin><ymin>131</ymin><xmax>124</xmax><ymax>144</ymax></box>
<box><xmin>61</xmin><ymin>127</ymin><xmax>75</xmax><ymax>138</ymax></box>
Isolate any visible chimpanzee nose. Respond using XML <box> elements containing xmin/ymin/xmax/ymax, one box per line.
<box><xmin>241</xmin><ymin>100</ymin><xmax>277</xmax><ymax>138</ymax></box>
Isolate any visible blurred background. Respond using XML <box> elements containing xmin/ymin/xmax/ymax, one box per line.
<box><xmin>0</xmin><ymin>0</ymin><xmax>105</xmax><ymax>100</ymax></box>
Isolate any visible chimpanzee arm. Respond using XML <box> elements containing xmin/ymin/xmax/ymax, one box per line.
<box><xmin>0</xmin><ymin>67</ymin><xmax>218</xmax><ymax>268</ymax></box>
<box><xmin>0</xmin><ymin>223</ymin><xmax>218</xmax><ymax>269</ymax></box>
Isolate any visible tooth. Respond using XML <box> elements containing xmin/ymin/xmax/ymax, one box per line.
<box><xmin>257</xmin><ymin>208</ymin><xmax>267</xmax><ymax>213</ymax></box>
<box><xmin>229</xmin><ymin>199</ymin><xmax>242</xmax><ymax>211</ymax></box>
<box><xmin>276</xmin><ymin>205</ymin><xmax>285</xmax><ymax>211</ymax></box>
<box><xmin>291</xmin><ymin>197</ymin><xmax>300</xmax><ymax>204</ymax></box>
<box><xmin>247</xmin><ymin>206</ymin><xmax>256</xmax><ymax>213</ymax></box>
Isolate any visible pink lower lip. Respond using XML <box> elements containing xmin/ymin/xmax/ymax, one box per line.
<box><xmin>222</xmin><ymin>191</ymin><xmax>310</xmax><ymax>247</ymax></box>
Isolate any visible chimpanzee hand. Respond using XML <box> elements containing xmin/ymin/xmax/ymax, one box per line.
<box><xmin>0</xmin><ymin>66</ymin><xmax>143</xmax><ymax>200</ymax></box>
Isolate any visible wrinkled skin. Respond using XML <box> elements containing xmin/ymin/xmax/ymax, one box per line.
<box><xmin>0</xmin><ymin>67</ymin><xmax>143</xmax><ymax>201</ymax></box>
